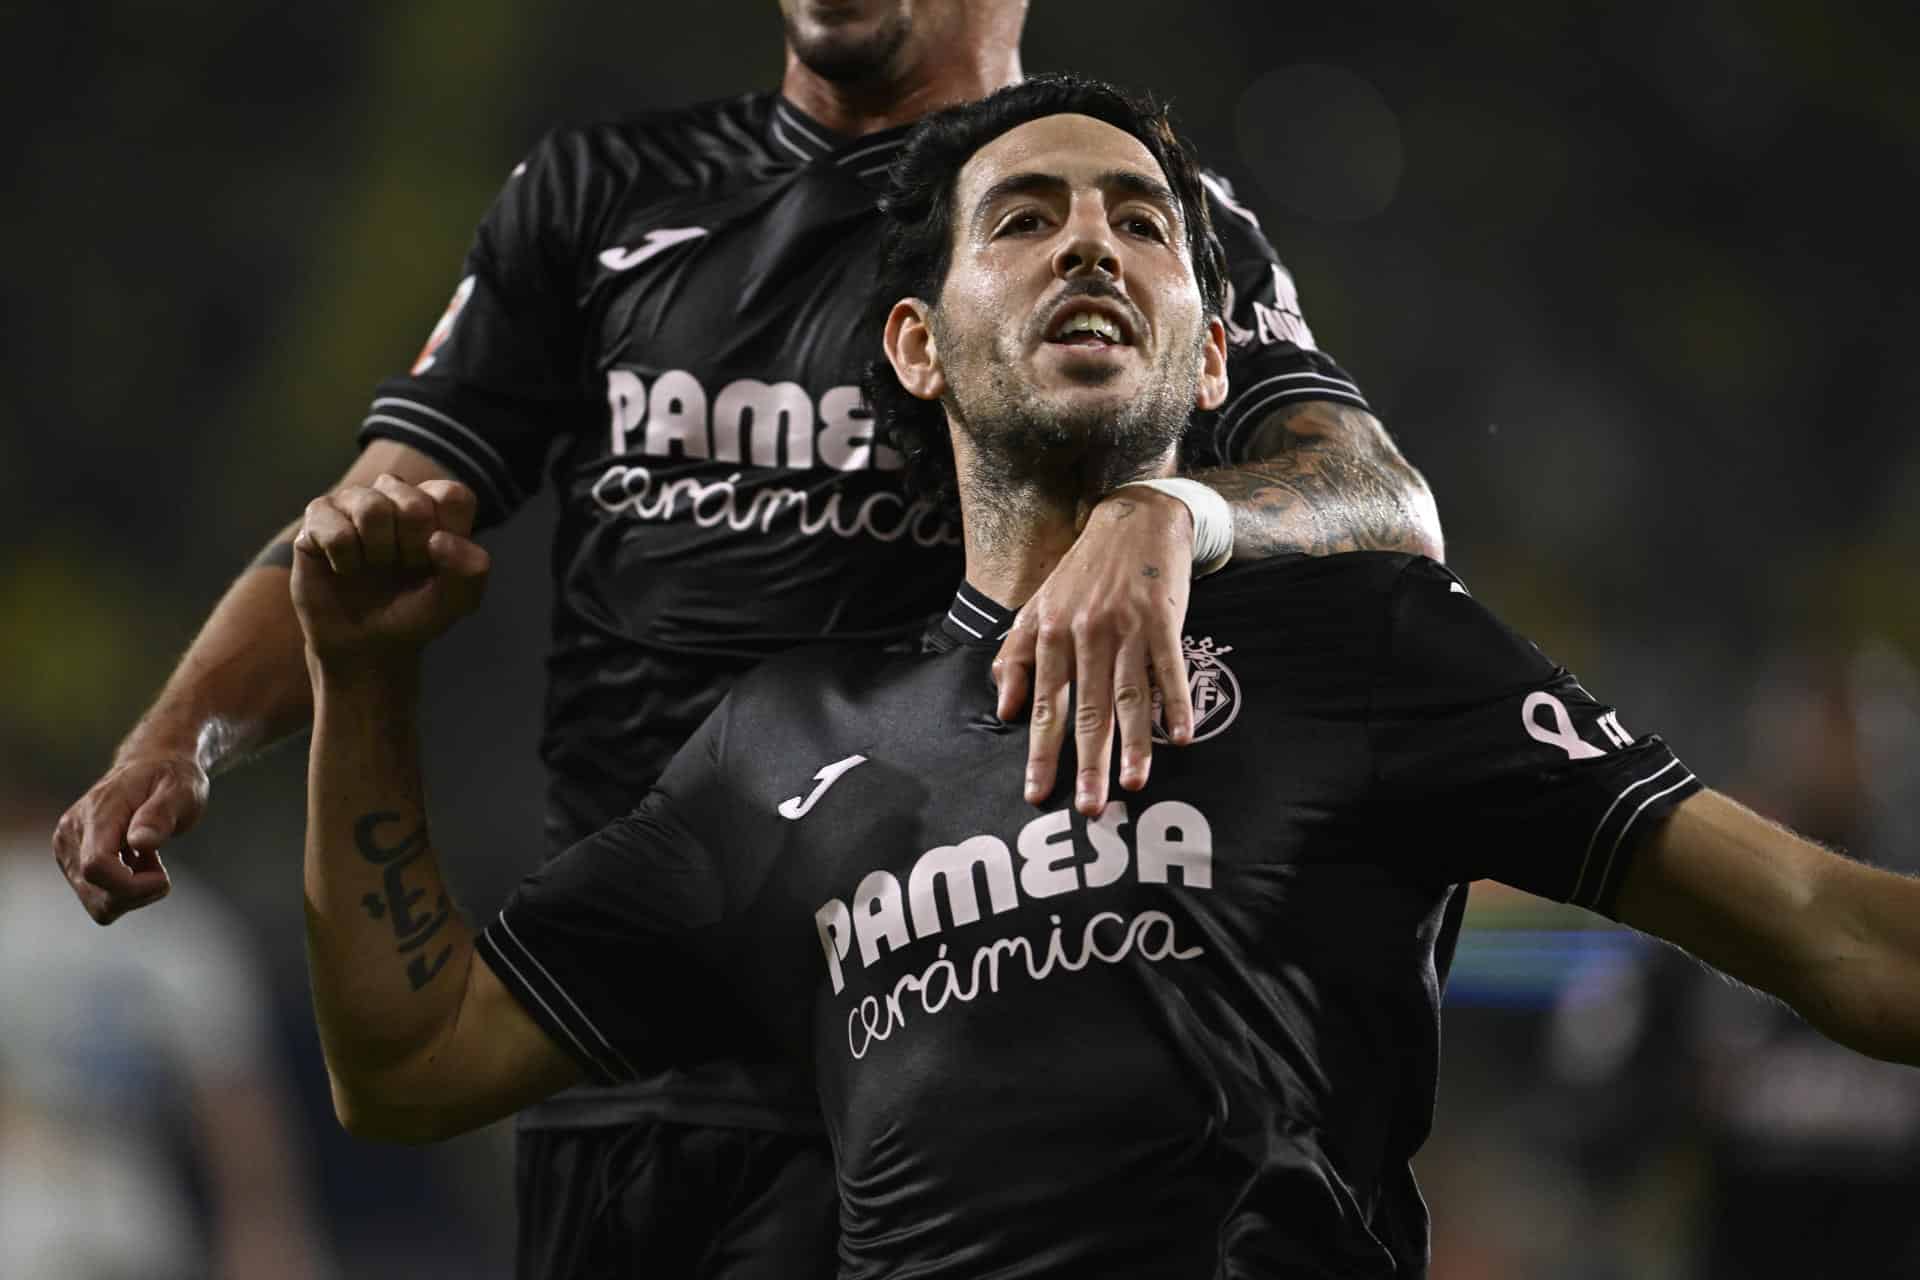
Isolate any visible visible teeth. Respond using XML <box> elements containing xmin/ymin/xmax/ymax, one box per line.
<box><xmin>1056</xmin><ymin>311</ymin><xmax>1122</xmax><ymax>342</ymax></box>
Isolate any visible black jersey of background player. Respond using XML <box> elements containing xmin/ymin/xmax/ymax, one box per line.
<box><xmin>476</xmin><ymin>553</ymin><xmax>1703</xmax><ymax>1278</ymax></box>
<box><xmin>357</xmin><ymin>91</ymin><xmax>1371</xmax><ymax>854</ymax></box>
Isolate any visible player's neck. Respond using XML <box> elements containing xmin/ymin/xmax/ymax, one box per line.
<box><xmin>779</xmin><ymin>41</ymin><xmax>1023</xmax><ymax>137</ymax></box>
<box><xmin>956</xmin><ymin>442</ymin><xmax>1177</xmax><ymax>610</ymax></box>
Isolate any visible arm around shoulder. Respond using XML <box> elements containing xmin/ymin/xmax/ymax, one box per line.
<box><xmin>1614</xmin><ymin>788</ymin><xmax>1920</xmax><ymax>1066</ymax></box>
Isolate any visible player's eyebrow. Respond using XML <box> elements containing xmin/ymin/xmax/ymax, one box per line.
<box><xmin>970</xmin><ymin>169</ymin><xmax>1183</xmax><ymax>236</ymax></box>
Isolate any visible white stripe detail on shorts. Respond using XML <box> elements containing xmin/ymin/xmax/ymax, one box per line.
<box><xmin>1570</xmin><ymin>758</ymin><xmax>1684</xmax><ymax>906</ymax></box>
<box><xmin>495</xmin><ymin>913</ymin><xmax>639</xmax><ymax>1080</ymax></box>
<box><xmin>477</xmin><ymin>925</ymin><xmax>619</xmax><ymax>1082</ymax></box>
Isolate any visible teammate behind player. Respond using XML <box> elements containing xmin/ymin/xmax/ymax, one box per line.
<box><xmin>290</xmin><ymin>77</ymin><xmax>1920</xmax><ymax>1276</ymax></box>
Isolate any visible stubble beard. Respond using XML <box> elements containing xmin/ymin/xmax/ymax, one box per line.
<box><xmin>941</xmin><ymin>320</ymin><xmax>1204</xmax><ymax>540</ymax></box>
<box><xmin>783</xmin><ymin>3</ymin><xmax>914</xmax><ymax>85</ymax></box>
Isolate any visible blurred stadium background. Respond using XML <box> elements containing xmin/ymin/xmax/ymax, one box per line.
<box><xmin>4</xmin><ymin>1</ymin><xmax>1918</xmax><ymax>1276</ymax></box>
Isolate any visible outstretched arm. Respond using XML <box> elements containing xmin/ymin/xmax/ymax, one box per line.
<box><xmin>1616</xmin><ymin>789</ymin><xmax>1920</xmax><ymax>1065</ymax></box>
<box><xmin>52</xmin><ymin>440</ymin><xmax>453</xmax><ymax>923</ymax></box>
<box><xmin>993</xmin><ymin>397</ymin><xmax>1443</xmax><ymax>817</ymax></box>
<box><xmin>294</xmin><ymin>476</ymin><xmax>577</xmax><ymax>1141</ymax></box>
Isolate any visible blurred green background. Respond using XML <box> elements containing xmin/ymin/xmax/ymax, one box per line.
<box><xmin>5</xmin><ymin>2</ymin><xmax>1918</xmax><ymax>1276</ymax></box>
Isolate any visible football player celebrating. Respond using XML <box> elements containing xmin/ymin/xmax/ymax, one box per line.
<box><xmin>290</xmin><ymin>76</ymin><xmax>1920</xmax><ymax>1278</ymax></box>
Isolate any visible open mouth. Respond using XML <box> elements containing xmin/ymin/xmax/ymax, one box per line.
<box><xmin>1044</xmin><ymin>303</ymin><xmax>1135</xmax><ymax>349</ymax></box>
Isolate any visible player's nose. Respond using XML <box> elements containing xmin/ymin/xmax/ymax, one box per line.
<box><xmin>1051</xmin><ymin>200</ymin><xmax>1120</xmax><ymax>281</ymax></box>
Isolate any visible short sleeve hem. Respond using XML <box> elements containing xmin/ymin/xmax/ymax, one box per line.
<box><xmin>476</xmin><ymin>910</ymin><xmax>636</xmax><ymax>1086</ymax></box>
<box><xmin>1573</xmin><ymin>756</ymin><xmax>1703</xmax><ymax>918</ymax></box>
<box><xmin>1216</xmin><ymin>352</ymin><xmax>1372</xmax><ymax>462</ymax></box>
<box><xmin>359</xmin><ymin>384</ymin><xmax>530</xmax><ymax>527</ymax></box>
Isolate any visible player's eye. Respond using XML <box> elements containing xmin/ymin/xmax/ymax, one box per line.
<box><xmin>1122</xmin><ymin>215</ymin><xmax>1169</xmax><ymax>242</ymax></box>
<box><xmin>996</xmin><ymin>210</ymin><xmax>1047</xmax><ymax>236</ymax></box>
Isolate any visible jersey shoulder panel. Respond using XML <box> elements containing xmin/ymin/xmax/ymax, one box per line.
<box><xmin>1192</xmin><ymin>166</ymin><xmax>1372</xmax><ymax>465</ymax></box>
<box><xmin>1368</xmin><ymin>557</ymin><xmax>1702</xmax><ymax>912</ymax></box>
<box><xmin>588</xmin><ymin>91</ymin><xmax>786</xmax><ymax>197</ymax></box>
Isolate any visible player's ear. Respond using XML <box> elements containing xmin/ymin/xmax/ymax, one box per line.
<box><xmin>883</xmin><ymin>298</ymin><xmax>946</xmax><ymax>402</ymax></box>
<box><xmin>1193</xmin><ymin>316</ymin><xmax>1228</xmax><ymax>412</ymax></box>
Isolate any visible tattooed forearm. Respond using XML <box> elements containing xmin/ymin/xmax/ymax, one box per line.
<box><xmin>1189</xmin><ymin>401</ymin><xmax>1444</xmax><ymax>561</ymax></box>
<box><xmin>354</xmin><ymin>811</ymin><xmax>455</xmax><ymax>990</ymax></box>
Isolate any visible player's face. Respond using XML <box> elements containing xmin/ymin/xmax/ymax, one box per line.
<box><xmin>778</xmin><ymin>0</ymin><xmax>919</xmax><ymax>83</ymax></box>
<box><xmin>927</xmin><ymin>113</ymin><xmax>1227</xmax><ymax>460</ymax></box>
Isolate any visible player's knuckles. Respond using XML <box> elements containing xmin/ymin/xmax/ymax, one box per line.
<box><xmin>1114</xmin><ymin>682</ymin><xmax>1148</xmax><ymax>709</ymax></box>
<box><xmin>337</xmin><ymin>486</ymin><xmax>396</xmax><ymax>529</ymax></box>
<box><xmin>1068</xmin><ymin>609</ymin><xmax>1115</xmax><ymax>642</ymax></box>
<box><xmin>385</xmin><ymin>489</ymin><xmax>436</xmax><ymax>535</ymax></box>
<box><xmin>51</xmin><ymin>808</ymin><xmax>83</xmax><ymax>857</ymax></box>
<box><xmin>1074</xmin><ymin>700</ymin><xmax>1110</xmax><ymax>732</ymax></box>
<box><xmin>79</xmin><ymin>853</ymin><xmax>127</xmax><ymax>890</ymax></box>
<box><xmin>419</xmin><ymin>480</ymin><xmax>477</xmax><ymax>529</ymax></box>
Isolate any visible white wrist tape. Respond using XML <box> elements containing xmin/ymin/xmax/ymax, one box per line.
<box><xmin>1119</xmin><ymin>477</ymin><xmax>1234</xmax><ymax>576</ymax></box>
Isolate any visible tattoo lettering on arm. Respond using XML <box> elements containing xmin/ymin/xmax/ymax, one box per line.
<box><xmin>353</xmin><ymin>811</ymin><xmax>454</xmax><ymax>990</ymax></box>
<box><xmin>1142</xmin><ymin>565</ymin><xmax>1161</xmax><ymax>579</ymax></box>
<box><xmin>1191</xmin><ymin>401</ymin><xmax>1444</xmax><ymax>561</ymax></box>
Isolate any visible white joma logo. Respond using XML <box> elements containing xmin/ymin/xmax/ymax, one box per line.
<box><xmin>779</xmin><ymin>754</ymin><xmax>868</xmax><ymax>821</ymax></box>
<box><xmin>598</xmin><ymin>227</ymin><xmax>708</xmax><ymax>272</ymax></box>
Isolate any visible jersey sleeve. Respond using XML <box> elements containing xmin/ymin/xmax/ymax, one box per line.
<box><xmin>1367</xmin><ymin>557</ymin><xmax>1703</xmax><ymax>916</ymax></box>
<box><xmin>1190</xmin><ymin>170</ymin><xmax>1372</xmax><ymax>467</ymax></box>
<box><xmin>473</xmin><ymin>703</ymin><xmax>752</xmax><ymax>1084</ymax></box>
<box><xmin>358</xmin><ymin>129</ymin><xmax>600</xmax><ymax>527</ymax></box>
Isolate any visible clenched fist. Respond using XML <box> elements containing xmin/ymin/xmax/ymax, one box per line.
<box><xmin>292</xmin><ymin>475</ymin><xmax>490</xmax><ymax>666</ymax></box>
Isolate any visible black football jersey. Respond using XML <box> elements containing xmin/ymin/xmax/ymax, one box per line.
<box><xmin>476</xmin><ymin>554</ymin><xmax>1702</xmax><ymax>1278</ymax></box>
<box><xmin>366</xmin><ymin>92</ymin><xmax>1373</xmax><ymax>1131</ymax></box>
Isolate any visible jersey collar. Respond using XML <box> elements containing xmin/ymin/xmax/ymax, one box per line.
<box><xmin>768</xmin><ymin>95</ymin><xmax>914</xmax><ymax>183</ymax></box>
<box><xmin>939</xmin><ymin>581</ymin><xmax>1016</xmax><ymax>648</ymax></box>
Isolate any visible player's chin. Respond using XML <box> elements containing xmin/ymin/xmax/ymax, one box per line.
<box><xmin>1032</xmin><ymin>354</ymin><xmax>1144</xmax><ymax>405</ymax></box>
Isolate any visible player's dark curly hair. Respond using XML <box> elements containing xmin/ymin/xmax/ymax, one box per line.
<box><xmin>859</xmin><ymin>75</ymin><xmax>1228</xmax><ymax>510</ymax></box>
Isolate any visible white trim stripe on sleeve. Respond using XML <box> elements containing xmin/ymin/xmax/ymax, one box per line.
<box><xmin>1569</xmin><ymin>758</ymin><xmax>1683</xmax><ymax>907</ymax></box>
<box><xmin>359</xmin><ymin>418</ymin><xmax>510</xmax><ymax>516</ymax></box>
<box><xmin>475</xmin><ymin>926</ymin><xmax>620</xmax><ymax>1082</ymax></box>
<box><xmin>1589</xmin><ymin>772</ymin><xmax>1697</xmax><ymax>907</ymax></box>
<box><xmin>1220</xmin><ymin>367</ymin><xmax>1365</xmax><ymax>420</ymax></box>
<box><xmin>494</xmin><ymin>913</ymin><xmax>639</xmax><ymax>1080</ymax></box>
<box><xmin>1220</xmin><ymin>380</ymin><xmax>1371</xmax><ymax>460</ymax></box>
<box><xmin>367</xmin><ymin>397</ymin><xmax>523</xmax><ymax>505</ymax></box>
<box><xmin>945</xmin><ymin>610</ymin><xmax>983</xmax><ymax>639</ymax></box>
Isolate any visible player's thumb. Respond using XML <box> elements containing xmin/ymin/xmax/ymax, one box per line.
<box><xmin>127</xmin><ymin>779</ymin><xmax>202</xmax><ymax>850</ymax></box>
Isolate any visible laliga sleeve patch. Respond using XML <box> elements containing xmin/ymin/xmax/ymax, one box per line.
<box><xmin>411</xmin><ymin>275</ymin><xmax>476</xmax><ymax>375</ymax></box>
